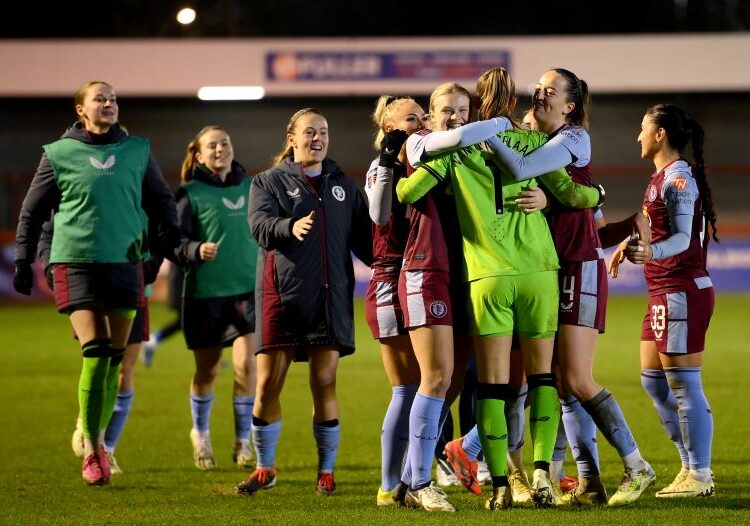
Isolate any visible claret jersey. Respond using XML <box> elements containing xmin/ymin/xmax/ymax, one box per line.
<box><xmin>364</xmin><ymin>158</ymin><xmax>410</xmax><ymax>279</ymax></box>
<box><xmin>544</xmin><ymin>125</ymin><xmax>602</xmax><ymax>263</ymax></box>
<box><xmin>642</xmin><ymin>159</ymin><xmax>709</xmax><ymax>294</ymax></box>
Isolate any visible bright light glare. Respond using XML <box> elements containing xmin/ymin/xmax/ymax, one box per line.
<box><xmin>197</xmin><ymin>86</ymin><xmax>266</xmax><ymax>101</ymax></box>
<box><xmin>176</xmin><ymin>8</ymin><xmax>196</xmax><ymax>25</ymax></box>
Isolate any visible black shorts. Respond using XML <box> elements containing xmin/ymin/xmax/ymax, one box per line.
<box><xmin>52</xmin><ymin>262</ymin><xmax>144</xmax><ymax>313</ymax></box>
<box><xmin>128</xmin><ymin>301</ymin><xmax>150</xmax><ymax>344</ymax></box>
<box><xmin>167</xmin><ymin>264</ymin><xmax>184</xmax><ymax>311</ymax></box>
<box><xmin>182</xmin><ymin>291</ymin><xmax>255</xmax><ymax>350</ymax></box>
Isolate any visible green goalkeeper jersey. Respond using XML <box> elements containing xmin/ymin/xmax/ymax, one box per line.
<box><xmin>398</xmin><ymin>128</ymin><xmax>599</xmax><ymax>282</ymax></box>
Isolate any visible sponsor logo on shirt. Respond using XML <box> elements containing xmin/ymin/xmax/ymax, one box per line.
<box><xmin>89</xmin><ymin>155</ymin><xmax>115</xmax><ymax>170</ymax></box>
<box><xmin>430</xmin><ymin>300</ymin><xmax>447</xmax><ymax>318</ymax></box>
<box><xmin>672</xmin><ymin>177</ymin><xmax>687</xmax><ymax>191</ymax></box>
<box><xmin>286</xmin><ymin>187</ymin><xmax>301</xmax><ymax>199</ymax></box>
<box><xmin>332</xmin><ymin>185</ymin><xmax>346</xmax><ymax>202</ymax></box>
<box><xmin>222</xmin><ymin>196</ymin><xmax>245</xmax><ymax>210</ymax></box>
<box><xmin>89</xmin><ymin>155</ymin><xmax>116</xmax><ymax>175</ymax></box>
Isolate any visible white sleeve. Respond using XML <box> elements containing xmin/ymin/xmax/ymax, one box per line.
<box><xmin>487</xmin><ymin>134</ymin><xmax>573</xmax><ymax>181</ymax></box>
<box><xmin>405</xmin><ymin>117</ymin><xmax>511</xmax><ymax>166</ymax></box>
<box><xmin>364</xmin><ymin>157</ymin><xmax>392</xmax><ymax>226</ymax></box>
<box><xmin>406</xmin><ymin>132</ymin><xmax>430</xmax><ymax>167</ymax></box>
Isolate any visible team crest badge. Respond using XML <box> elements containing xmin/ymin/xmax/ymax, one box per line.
<box><xmin>648</xmin><ymin>185</ymin><xmax>657</xmax><ymax>202</ymax></box>
<box><xmin>430</xmin><ymin>300</ymin><xmax>447</xmax><ymax>318</ymax></box>
<box><xmin>332</xmin><ymin>185</ymin><xmax>345</xmax><ymax>202</ymax></box>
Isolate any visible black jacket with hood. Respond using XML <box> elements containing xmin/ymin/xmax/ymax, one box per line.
<box><xmin>15</xmin><ymin>122</ymin><xmax>181</xmax><ymax>266</ymax></box>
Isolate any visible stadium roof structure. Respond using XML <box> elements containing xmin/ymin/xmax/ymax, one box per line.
<box><xmin>2</xmin><ymin>0</ymin><xmax>749</xmax><ymax>38</ymax></box>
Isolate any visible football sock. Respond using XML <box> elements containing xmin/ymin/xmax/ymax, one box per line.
<box><xmin>435</xmin><ymin>400</ymin><xmax>452</xmax><ymax>459</ymax></box>
<box><xmin>101</xmin><ymin>348</ymin><xmax>124</xmax><ymax>430</ymax></box>
<box><xmin>381</xmin><ymin>383</ymin><xmax>417</xmax><ymax>491</ymax></box>
<box><xmin>562</xmin><ymin>395</ymin><xmax>600</xmax><ymax>476</ymax></box>
<box><xmin>583</xmin><ymin>389</ymin><xmax>645</xmax><ymax>471</ymax></box>
<box><xmin>665</xmin><ymin>367</ymin><xmax>713</xmax><ymax>471</ymax></box>
<box><xmin>233</xmin><ymin>395</ymin><xmax>255</xmax><ymax>442</ymax></box>
<box><xmin>505</xmin><ymin>383</ymin><xmax>527</xmax><ymax>453</ymax></box>
<box><xmin>477</xmin><ymin>383</ymin><xmax>508</xmax><ymax>481</ymax></box>
<box><xmin>252</xmin><ymin>417</ymin><xmax>281</xmax><ymax>469</ymax></box>
<box><xmin>400</xmin><ymin>455</ymin><xmax>412</xmax><ymax>487</ymax></box>
<box><xmin>313</xmin><ymin>419</ymin><xmax>340</xmax><ymax>473</ymax></box>
<box><xmin>407</xmin><ymin>393</ymin><xmax>443</xmax><ymax>488</ymax></box>
<box><xmin>190</xmin><ymin>392</ymin><xmax>214</xmax><ymax>434</ymax></box>
<box><xmin>550</xmin><ymin>414</ymin><xmax>568</xmax><ymax>482</ymax></box>
<box><xmin>641</xmin><ymin>368</ymin><xmax>690</xmax><ymax>467</ymax></box>
<box><xmin>104</xmin><ymin>389</ymin><xmax>134</xmax><ymax>452</ymax></box>
<box><xmin>462</xmin><ymin>425</ymin><xmax>482</xmax><ymax>460</ymax></box>
<box><xmin>158</xmin><ymin>318</ymin><xmax>182</xmax><ymax>341</ymax></box>
<box><xmin>79</xmin><ymin>340</ymin><xmax>111</xmax><ymax>444</ymax></box>
<box><xmin>527</xmin><ymin>374</ymin><xmax>560</xmax><ymax>465</ymax></box>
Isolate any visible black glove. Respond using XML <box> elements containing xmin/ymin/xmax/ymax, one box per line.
<box><xmin>378</xmin><ymin>129</ymin><xmax>409</xmax><ymax>168</ymax></box>
<box><xmin>13</xmin><ymin>261</ymin><xmax>33</xmax><ymax>296</ymax></box>
<box><xmin>142</xmin><ymin>256</ymin><xmax>162</xmax><ymax>285</ymax></box>
<box><xmin>44</xmin><ymin>266</ymin><xmax>54</xmax><ymax>291</ymax></box>
<box><xmin>595</xmin><ymin>183</ymin><xmax>606</xmax><ymax>207</ymax></box>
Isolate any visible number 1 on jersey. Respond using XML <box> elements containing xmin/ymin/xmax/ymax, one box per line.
<box><xmin>484</xmin><ymin>159</ymin><xmax>504</xmax><ymax>214</ymax></box>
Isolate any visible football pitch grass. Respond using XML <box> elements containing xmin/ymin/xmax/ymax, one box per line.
<box><xmin>2</xmin><ymin>294</ymin><xmax>749</xmax><ymax>525</ymax></box>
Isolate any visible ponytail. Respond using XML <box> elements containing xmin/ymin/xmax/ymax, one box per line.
<box><xmin>647</xmin><ymin>104</ymin><xmax>719</xmax><ymax>243</ymax></box>
<box><xmin>687</xmin><ymin>118</ymin><xmax>719</xmax><ymax>242</ymax></box>
<box><xmin>476</xmin><ymin>67</ymin><xmax>518</xmax><ymax>123</ymax></box>
<box><xmin>553</xmin><ymin>68</ymin><xmax>590</xmax><ymax>129</ymax></box>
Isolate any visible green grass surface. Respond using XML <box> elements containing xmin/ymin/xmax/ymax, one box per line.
<box><xmin>1</xmin><ymin>295</ymin><xmax>749</xmax><ymax>525</ymax></box>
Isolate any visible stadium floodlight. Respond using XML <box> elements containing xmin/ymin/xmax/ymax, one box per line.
<box><xmin>176</xmin><ymin>7</ymin><xmax>197</xmax><ymax>25</ymax></box>
<box><xmin>197</xmin><ymin>86</ymin><xmax>266</xmax><ymax>101</ymax></box>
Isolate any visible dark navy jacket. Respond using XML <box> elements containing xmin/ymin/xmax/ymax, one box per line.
<box><xmin>249</xmin><ymin>157</ymin><xmax>372</xmax><ymax>357</ymax></box>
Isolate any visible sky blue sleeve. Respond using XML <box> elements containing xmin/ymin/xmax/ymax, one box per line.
<box><xmin>487</xmin><ymin>133</ymin><xmax>574</xmax><ymax>180</ymax></box>
<box><xmin>650</xmin><ymin>175</ymin><xmax>698</xmax><ymax>260</ymax></box>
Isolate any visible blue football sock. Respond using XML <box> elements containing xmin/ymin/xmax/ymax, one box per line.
<box><xmin>561</xmin><ymin>395</ymin><xmax>600</xmax><ymax>477</ymax></box>
<box><xmin>252</xmin><ymin>418</ymin><xmax>281</xmax><ymax>469</ymax></box>
<box><xmin>400</xmin><ymin>456</ymin><xmax>412</xmax><ymax>487</ymax></box>
<box><xmin>233</xmin><ymin>395</ymin><xmax>254</xmax><ymax>442</ymax></box>
<box><xmin>104</xmin><ymin>389</ymin><xmax>134</xmax><ymax>451</ymax></box>
<box><xmin>583</xmin><ymin>389</ymin><xmax>639</xmax><ymax>460</ymax></box>
<box><xmin>190</xmin><ymin>392</ymin><xmax>214</xmax><ymax>433</ymax></box>
<box><xmin>408</xmin><ymin>393</ymin><xmax>443</xmax><ymax>488</ymax></box>
<box><xmin>550</xmin><ymin>414</ymin><xmax>568</xmax><ymax>480</ymax></box>
<box><xmin>665</xmin><ymin>367</ymin><xmax>713</xmax><ymax>470</ymax></box>
<box><xmin>381</xmin><ymin>383</ymin><xmax>417</xmax><ymax>491</ymax></box>
<box><xmin>641</xmin><ymin>368</ymin><xmax>690</xmax><ymax>466</ymax></box>
<box><xmin>505</xmin><ymin>384</ymin><xmax>527</xmax><ymax>453</ymax></box>
<box><xmin>313</xmin><ymin>419</ymin><xmax>341</xmax><ymax>473</ymax></box>
<box><xmin>552</xmin><ymin>413</ymin><xmax>568</xmax><ymax>462</ymax></box>
<box><xmin>435</xmin><ymin>400</ymin><xmax>452</xmax><ymax>457</ymax></box>
<box><xmin>462</xmin><ymin>425</ymin><xmax>482</xmax><ymax>460</ymax></box>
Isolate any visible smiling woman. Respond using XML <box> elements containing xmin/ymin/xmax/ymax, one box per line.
<box><xmin>173</xmin><ymin>125</ymin><xmax>259</xmax><ymax>472</ymax></box>
<box><xmin>13</xmin><ymin>80</ymin><xmax>182</xmax><ymax>486</ymax></box>
<box><xmin>237</xmin><ymin>107</ymin><xmax>374</xmax><ymax>497</ymax></box>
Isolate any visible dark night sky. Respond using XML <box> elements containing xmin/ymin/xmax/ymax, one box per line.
<box><xmin>2</xmin><ymin>0</ymin><xmax>749</xmax><ymax>38</ymax></box>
